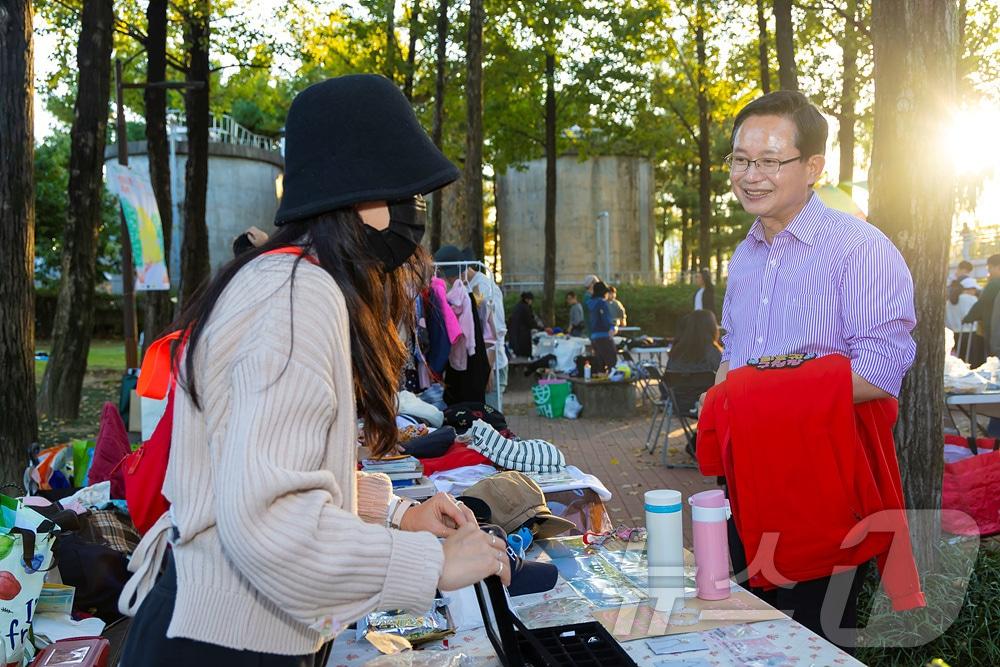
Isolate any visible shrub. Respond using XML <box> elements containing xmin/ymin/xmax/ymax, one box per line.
<box><xmin>502</xmin><ymin>283</ymin><xmax>725</xmax><ymax>338</ymax></box>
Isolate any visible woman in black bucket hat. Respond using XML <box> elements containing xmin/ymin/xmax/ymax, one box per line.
<box><xmin>118</xmin><ymin>75</ymin><xmax>510</xmax><ymax>665</ymax></box>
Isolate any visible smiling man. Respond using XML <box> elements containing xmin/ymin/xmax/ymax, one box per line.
<box><xmin>712</xmin><ymin>91</ymin><xmax>919</xmax><ymax>651</ymax></box>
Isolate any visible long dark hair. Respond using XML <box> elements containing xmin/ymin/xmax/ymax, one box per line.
<box><xmin>167</xmin><ymin>208</ymin><xmax>427</xmax><ymax>457</ymax></box>
<box><xmin>670</xmin><ymin>309</ymin><xmax>722</xmax><ymax>363</ymax></box>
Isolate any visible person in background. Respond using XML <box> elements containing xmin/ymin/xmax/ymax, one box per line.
<box><xmin>566</xmin><ymin>291</ymin><xmax>586</xmax><ymax>336</ymax></box>
<box><xmin>693</xmin><ymin>268</ymin><xmax>715</xmax><ymax>313</ymax></box>
<box><xmin>947</xmin><ymin>276</ymin><xmax>984</xmax><ymax>367</ymax></box>
<box><xmin>508</xmin><ymin>291</ymin><xmax>537</xmax><ymax>358</ymax></box>
<box><xmin>607</xmin><ymin>286</ymin><xmax>627</xmax><ymax>327</ymax></box>
<box><xmin>667</xmin><ymin>309</ymin><xmax>723</xmax><ymax>374</ymax></box>
<box><xmin>955</xmin><ymin>260</ymin><xmax>974</xmax><ymax>280</ymax></box>
<box><xmin>232</xmin><ymin>225</ymin><xmax>270</xmax><ymax>257</ymax></box>
<box><xmin>962</xmin><ymin>254</ymin><xmax>1000</xmax><ymax>355</ymax></box>
<box><xmin>587</xmin><ymin>281</ymin><xmax>618</xmax><ymax>373</ymax></box>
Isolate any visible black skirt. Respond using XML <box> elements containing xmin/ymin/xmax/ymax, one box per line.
<box><xmin>119</xmin><ymin>551</ymin><xmax>332</xmax><ymax>667</ymax></box>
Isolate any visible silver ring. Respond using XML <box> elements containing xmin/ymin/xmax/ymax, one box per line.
<box><xmin>496</xmin><ymin>560</ymin><xmax>504</xmax><ymax>576</ymax></box>
<box><xmin>491</xmin><ymin>535</ymin><xmax>496</xmax><ymax>546</ymax></box>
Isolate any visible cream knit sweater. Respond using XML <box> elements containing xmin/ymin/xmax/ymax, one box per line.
<box><xmin>121</xmin><ymin>254</ymin><xmax>445</xmax><ymax>655</ymax></box>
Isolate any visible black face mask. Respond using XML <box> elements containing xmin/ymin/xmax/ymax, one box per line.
<box><xmin>362</xmin><ymin>195</ymin><xmax>427</xmax><ymax>271</ymax></box>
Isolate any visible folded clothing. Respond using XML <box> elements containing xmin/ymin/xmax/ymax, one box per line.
<box><xmin>444</xmin><ymin>402</ymin><xmax>509</xmax><ymax>435</ymax></box>
<box><xmin>467</xmin><ymin>420</ymin><xmax>566</xmax><ymax>473</ymax></box>
<box><xmin>397</xmin><ymin>390</ymin><xmax>444</xmax><ymax>428</ymax></box>
<box><xmin>400</xmin><ymin>426</ymin><xmax>457</xmax><ymax>458</ymax></box>
<box><xmin>421</xmin><ymin>443</ymin><xmax>494</xmax><ymax>476</ymax></box>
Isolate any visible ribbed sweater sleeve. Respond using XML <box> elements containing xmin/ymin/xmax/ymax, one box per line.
<box><xmin>212</xmin><ymin>266</ymin><xmax>444</xmax><ymax>626</ymax></box>
<box><xmin>356</xmin><ymin>472</ymin><xmax>393</xmax><ymax>525</ymax></box>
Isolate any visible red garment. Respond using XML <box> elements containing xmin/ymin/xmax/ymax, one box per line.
<box><xmin>697</xmin><ymin>353</ymin><xmax>925</xmax><ymax>612</ymax></box>
<box><xmin>942</xmin><ymin>434</ymin><xmax>1000</xmax><ymax>536</ymax></box>
<box><xmin>420</xmin><ymin>441</ymin><xmax>494</xmax><ymax>476</ymax></box>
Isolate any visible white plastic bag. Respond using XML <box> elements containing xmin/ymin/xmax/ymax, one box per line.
<box><xmin>563</xmin><ymin>393</ymin><xmax>582</xmax><ymax>419</ymax></box>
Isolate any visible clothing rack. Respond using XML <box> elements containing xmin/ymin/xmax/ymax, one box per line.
<box><xmin>433</xmin><ymin>260</ymin><xmax>504</xmax><ymax>412</ymax></box>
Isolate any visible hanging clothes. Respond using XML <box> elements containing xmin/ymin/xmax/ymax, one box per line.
<box><xmin>430</xmin><ymin>277</ymin><xmax>463</xmax><ymax>345</ymax></box>
<box><xmin>420</xmin><ymin>288</ymin><xmax>451</xmax><ymax>376</ymax></box>
<box><xmin>444</xmin><ymin>291</ymin><xmax>490</xmax><ymax>406</ymax></box>
<box><xmin>447</xmin><ymin>280</ymin><xmax>476</xmax><ymax>371</ymax></box>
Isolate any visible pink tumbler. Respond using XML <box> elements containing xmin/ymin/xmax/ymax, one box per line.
<box><xmin>689</xmin><ymin>489</ymin><xmax>731</xmax><ymax>600</ymax></box>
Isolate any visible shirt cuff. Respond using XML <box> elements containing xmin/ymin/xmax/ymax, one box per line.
<box><xmin>851</xmin><ymin>350</ymin><xmax>906</xmax><ymax>397</ymax></box>
<box><xmin>356</xmin><ymin>471</ymin><xmax>394</xmax><ymax>525</ymax></box>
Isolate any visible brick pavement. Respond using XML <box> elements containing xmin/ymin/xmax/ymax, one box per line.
<box><xmin>504</xmin><ymin>389</ymin><xmax>717</xmax><ymax>548</ymax></box>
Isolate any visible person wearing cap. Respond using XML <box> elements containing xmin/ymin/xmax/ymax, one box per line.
<box><xmin>587</xmin><ymin>281</ymin><xmax>619</xmax><ymax>373</ymax></box>
<box><xmin>119</xmin><ymin>74</ymin><xmax>510</xmax><ymax>666</ymax></box>
<box><xmin>947</xmin><ymin>275</ymin><xmax>984</xmax><ymax>366</ymax></box>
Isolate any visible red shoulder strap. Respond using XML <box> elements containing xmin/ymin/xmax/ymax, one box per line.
<box><xmin>263</xmin><ymin>246</ymin><xmax>320</xmax><ymax>265</ymax></box>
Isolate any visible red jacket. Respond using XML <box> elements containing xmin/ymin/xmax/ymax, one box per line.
<box><xmin>697</xmin><ymin>353</ymin><xmax>925</xmax><ymax>612</ymax></box>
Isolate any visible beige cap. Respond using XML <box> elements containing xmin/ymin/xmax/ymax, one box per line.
<box><xmin>583</xmin><ymin>274</ymin><xmax>600</xmax><ymax>289</ymax></box>
<box><xmin>460</xmin><ymin>471</ymin><xmax>576</xmax><ymax>538</ymax></box>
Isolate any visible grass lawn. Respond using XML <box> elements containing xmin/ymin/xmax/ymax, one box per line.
<box><xmin>35</xmin><ymin>339</ymin><xmax>126</xmax><ymax>447</ymax></box>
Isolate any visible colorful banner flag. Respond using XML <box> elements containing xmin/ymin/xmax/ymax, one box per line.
<box><xmin>105</xmin><ymin>163</ymin><xmax>170</xmax><ymax>291</ymax></box>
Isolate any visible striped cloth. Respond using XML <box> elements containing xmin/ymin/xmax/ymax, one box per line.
<box><xmin>721</xmin><ymin>192</ymin><xmax>916</xmax><ymax>397</ymax></box>
<box><xmin>467</xmin><ymin>420</ymin><xmax>566</xmax><ymax>473</ymax></box>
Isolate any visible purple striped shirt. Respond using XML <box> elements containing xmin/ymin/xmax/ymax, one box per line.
<box><xmin>720</xmin><ymin>192</ymin><xmax>916</xmax><ymax>396</ymax></box>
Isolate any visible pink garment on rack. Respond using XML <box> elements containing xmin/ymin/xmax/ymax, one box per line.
<box><xmin>447</xmin><ymin>280</ymin><xmax>476</xmax><ymax>370</ymax></box>
<box><xmin>431</xmin><ymin>277</ymin><xmax>463</xmax><ymax>344</ymax></box>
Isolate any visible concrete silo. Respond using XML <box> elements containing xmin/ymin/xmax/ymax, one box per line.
<box><xmin>496</xmin><ymin>155</ymin><xmax>655</xmax><ymax>287</ymax></box>
<box><xmin>105</xmin><ymin>123</ymin><xmax>283</xmax><ymax>286</ymax></box>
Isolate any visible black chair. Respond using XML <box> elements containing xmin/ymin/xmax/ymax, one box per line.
<box><xmin>653</xmin><ymin>370</ymin><xmax>716</xmax><ymax>468</ymax></box>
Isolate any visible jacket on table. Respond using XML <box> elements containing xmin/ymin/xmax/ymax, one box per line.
<box><xmin>696</xmin><ymin>353</ymin><xmax>925</xmax><ymax>612</ymax></box>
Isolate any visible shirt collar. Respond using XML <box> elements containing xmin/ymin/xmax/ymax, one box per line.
<box><xmin>747</xmin><ymin>191</ymin><xmax>827</xmax><ymax>247</ymax></box>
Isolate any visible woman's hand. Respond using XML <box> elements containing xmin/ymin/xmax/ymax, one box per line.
<box><xmin>399</xmin><ymin>492</ymin><xmax>475</xmax><ymax>537</ymax></box>
<box><xmin>438</xmin><ymin>522</ymin><xmax>512</xmax><ymax>591</ymax></box>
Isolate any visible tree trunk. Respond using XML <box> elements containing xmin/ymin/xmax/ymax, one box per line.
<box><xmin>142</xmin><ymin>0</ymin><xmax>173</xmax><ymax>347</ymax></box>
<box><xmin>837</xmin><ymin>0</ymin><xmax>857</xmax><ymax>193</ymax></box>
<box><xmin>180</xmin><ymin>1</ymin><xmax>211</xmax><ymax>308</ymax></box>
<box><xmin>429</xmin><ymin>0</ymin><xmax>447</xmax><ymax>252</ymax></box>
<box><xmin>714</xmin><ymin>221</ymin><xmax>722</xmax><ymax>284</ymax></box>
<box><xmin>773</xmin><ymin>0</ymin><xmax>799</xmax><ymax>90</ymax></box>
<box><xmin>542</xmin><ymin>51</ymin><xmax>557</xmax><ymax>326</ymax></box>
<box><xmin>680</xmin><ymin>209</ymin><xmax>689</xmax><ymax>274</ymax></box>
<box><xmin>465</xmin><ymin>0</ymin><xmax>484</xmax><ymax>260</ymax></box>
<box><xmin>756</xmin><ymin>0</ymin><xmax>771</xmax><ymax>94</ymax></box>
<box><xmin>403</xmin><ymin>0</ymin><xmax>420</xmax><ymax>100</ymax></box>
<box><xmin>385</xmin><ymin>0</ymin><xmax>396</xmax><ymax>81</ymax></box>
<box><xmin>695</xmin><ymin>0</ymin><xmax>712</xmax><ymax>273</ymax></box>
<box><xmin>36</xmin><ymin>0</ymin><xmax>114</xmax><ymax>419</ymax></box>
<box><xmin>869</xmin><ymin>0</ymin><xmax>958</xmax><ymax>568</ymax></box>
<box><xmin>0</xmin><ymin>0</ymin><xmax>38</xmax><ymax>481</ymax></box>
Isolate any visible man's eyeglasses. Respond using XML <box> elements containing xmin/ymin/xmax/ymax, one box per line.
<box><xmin>724</xmin><ymin>154</ymin><xmax>801</xmax><ymax>175</ymax></box>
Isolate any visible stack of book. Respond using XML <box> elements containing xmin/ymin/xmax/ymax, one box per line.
<box><xmin>361</xmin><ymin>456</ymin><xmax>435</xmax><ymax>499</ymax></box>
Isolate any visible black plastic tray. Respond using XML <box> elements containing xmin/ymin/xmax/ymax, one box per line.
<box><xmin>474</xmin><ymin>574</ymin><xmax>637</xmax><ymax>667</ymax></box>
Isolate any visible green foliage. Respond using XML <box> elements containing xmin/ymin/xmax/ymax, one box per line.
<box><xmin>33</xmin><ymin>132</ymin><xmax>122</xmax><ymax>290</ymax></box>
<box><xmin>857</xmin><ymin>541</ymin><xmax>1000</xmax><ymax>667</ymax></box>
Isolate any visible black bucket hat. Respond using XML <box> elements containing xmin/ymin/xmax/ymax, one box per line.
<box><xmin>275</xmin><ymin>74</ymin><xmax>459</xmax><ymax>225</ymax></box>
